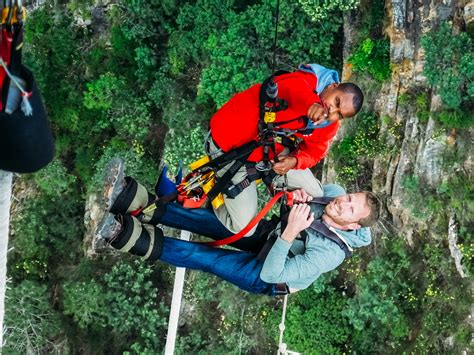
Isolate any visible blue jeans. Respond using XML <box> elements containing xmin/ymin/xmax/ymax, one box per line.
<box><xmin>159</xmin><ymin>237</ymin><xmax>278</xmax><ymax>296</ymax></box>
<box><xmin>160</xmin><ymin>203</ymin><xmax>232</xmax><ymax>239</ymax></box>
<box><xmin>159</xmin><ymin>203</ymin><xmax>269</xmax><ymax>253</ymax></box>
<box><xmin>156</xmin><ymin>203</ymin><xmax>282</xmax><ymax>295</ymax></box>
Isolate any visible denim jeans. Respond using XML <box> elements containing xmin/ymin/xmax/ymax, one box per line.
<box><xmin>159</xmin><ymin>202</ymin><xmax>269</xmax><ymax>253</ymax></box>
<box><xmin>159</xmin><ymin>237</ymin><xmax>278</xmax><ymax>296</ymax></box>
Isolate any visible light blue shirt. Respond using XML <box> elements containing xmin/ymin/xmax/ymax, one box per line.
<box><xmin>260</xmin><ymin>184</ymin><xmax>372</xmax><ymax>292</ymax></box>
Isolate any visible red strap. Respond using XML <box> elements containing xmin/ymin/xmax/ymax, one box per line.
<box><xmin>203</xmin><ymin>191</ymin><xmax>287</xmax><ymax>247</ymax></box>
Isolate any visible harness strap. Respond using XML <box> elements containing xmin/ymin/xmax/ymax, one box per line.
<box><xmin>308</xmin><ymin>220</ymin><xmax>352</xmax><ymax>258</ymax></box>
<box><xmin>197</xmin><ymin>139</ymin><xmax>258</xmax><ymax>171</ymax></box>
<box><xmin>203</xmin><ymin>190</ymin><xmax>287</xmax><ymax>247</ymax></box>
<box><xmin>224</xmin><ymin>164</ymin><xmax>274</xmax><ymax>199</ymax></box>
<box><xmin>206</xmin><ymin>158</ymin><xmax>246</xmax><ymax>202</ymax></box>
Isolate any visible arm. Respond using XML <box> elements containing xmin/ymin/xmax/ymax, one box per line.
<box><xmin>260</xmin><ymin>233</ymin><xmax>346</xmax><ymax>287</ymax></box>
<box><xmin>290</xmin><ymin>122</ymin><xmax>339</xmax><ymax>169</ymax></box>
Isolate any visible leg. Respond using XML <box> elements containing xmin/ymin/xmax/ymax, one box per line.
<box><xmin>97</xmin><ymin>213</ymin><xmax>275</xmax><ymax>295</ymax></box>
<box><xmin>159</xmin><ymin>202</ymin><xmax>233</xmax><ymax>239</ymax></box>
<box><xmin>206</xmin><ymin>136</ymin><xmax>259</xmax><ymax>235</ymax></box>
<box><xmin>213</xmin><ymin>176</ymin><xmax>259</xmax><ymax>236</ymax></box>
<box><xmin>160</xmin><ymin>237</ymin><xmax>274</xmax><ymax>295</ymax></box>
<box><xmin>104</xmin><ymin>174</ymin><xmax>266</xmax><ymax>250</ymax></box>
<box><xmin>273</xmin><ymin>168</ymin><xmax>323</xmax><ymax>197</ymax></box>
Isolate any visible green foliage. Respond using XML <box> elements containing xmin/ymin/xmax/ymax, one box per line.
<box><xmin>422</xmin><ymin>22</ymin><xmax>473</xmax><ymax>111</ymax></box>
<box><xmin>166</xmin><ymin>0</ymin><xmax>343</xmax><ymax>108</ymax></box>
<box><xmin>9</xmin><ymin>183</ymin><xmax>83</xmax><ymax>281</ymax></box>
<box><xmin>163</xmin><ymin>126</ymin><xmax>207</xmax><ymax>172</ymax></box>
<box><xmin>416</xmin><ymin>91</ymin><xmax>431</xmax><ymax>122</ymax></box>
<box><xmin>297</xmin><ymin>0</ymin><xmax>360</xmax><ymax>21</ymax></box>
<box><xmin>103</xmin><ymin>260</ymin><xmax>169</xmax><ymax>352</ymax></box>
<box><xmin>344</xmin><ymin>238</ymin><xmax>412</xmax><ymax>352</ymax></box>
<box><xmin>62</xmin><ymin>280</ymin><xmax>107</xmax><ymax>329</ymax></box>
<box><xmin>331</xmin><ymin>111</ymin><xmax>384</xmax><ymax>185</ymax></box>
<box><xmin>89</xmin><ymin>144</ymin><xmax>159</xmax><ymax>194</ymax></box>
<box><xmin>84</xmin><ymin>73</ymin><xmax>125</xmax><ymax>112</ymax></box>
<box><xmin>33</xmin><ymin>159</ymin><xmax>77</xmax><ymax>197</ymax></box>
<box><xmin>435</xmin><ymin>109</ymin><xmax>474</xmax><ymax>129</ymax></box>
<box><xmin>349</xmin><ymin>38</ymin><xmax>391</xmax><ymax>81</ymax></box>
<box><xmin>266</xmin><ymin>272</ymin><xmax>351</xmax><ymax>354</ymax></box>
<box><xmin>4</xmin><ymin>281</ymin><xmax>65</xmax><ymax>353</ymax></box>
<box><xmin>175</xmin><ymin>271</ymin><xmax>274</xmax><ymax>353</ymax></box>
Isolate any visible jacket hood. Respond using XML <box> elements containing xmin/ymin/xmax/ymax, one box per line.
<box><xmin>337</xmin><ymin>227</ymin><xmax>372</xmax><ymax>248</ymax></box>
<box><xmin>298</xmin><ymin>63</ymin><xmax>340</xmax><ymax>94</ymax></box>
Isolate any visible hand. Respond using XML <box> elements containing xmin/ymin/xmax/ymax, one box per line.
<box><xmin>280</xmin><ymin>204</ymin><xmax>314</xmax><ymax>243</ymax></box>
<box><xmin>272</xmin><ymin>156</ymin><xmax>297</xmax><ymax>175</ymax></box>
<box><xmin>307</xmin><ymin>102</ymin><xmax>329</xmax><ymax>126</ymax></box>
<box><xmin>292</xmin><ymin>189</ymin><xmax>313</xmax><ymax>203</ymax></box>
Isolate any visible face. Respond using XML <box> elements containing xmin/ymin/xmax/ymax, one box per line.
<box><xmin>319</xmin><ymin>84</ymin><xmax>357</xmax><ymax>122</ymax></box>
<box><xmin>322</xmin><ymin>193</ymin><xmax>370</xmax><ymax>230</ymax></box>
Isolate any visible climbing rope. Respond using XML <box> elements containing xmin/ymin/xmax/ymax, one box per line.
<box><xmin>277</xmin><ymin>294</ymin><xmax>300</xmax><ymax>355</ymax></box>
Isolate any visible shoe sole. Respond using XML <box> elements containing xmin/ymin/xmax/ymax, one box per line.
<box><xmin>102</xmin><ymin>157</ymin><xmax>125</xmax><ymax>212</ymax></box>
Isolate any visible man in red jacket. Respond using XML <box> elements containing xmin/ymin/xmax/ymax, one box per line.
<box><xmin>203</xmin><ymin>64</ymin><xmax>364</xmax><ymax>236</ymax></box>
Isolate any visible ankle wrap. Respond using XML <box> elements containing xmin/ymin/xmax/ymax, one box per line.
<box><xmin>110</xmin><ymin>176</ymin><xmax>154</xmax><ymax>215</ymax></box>
<box><xmin>140</xmin><ymin>203</ymin><xmax>166</xmax><ymax>225</ymax></box>
<box><xmin>111</xmin><ymin>215</ymin><xmax>163</xmax><ymax>261</ymax></box>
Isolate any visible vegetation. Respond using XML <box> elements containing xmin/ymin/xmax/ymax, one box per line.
<box><xmin>348</xmin><ymin>38</ymin><xmax>391</xmax><ymax>81</ymax></box>
<box><xmin>421</xmin><ymin>22</ymin><xmax>474</xmax><ymax>128</ymax></box>
<box><xmin>330</xmin><ymin>110</ymin><xmax>385</xmax><ymax>187</ymax></box>
<box><xmin>4</xmin><ymin>0</ymin><xmax>471</xmax><ymax>353</ymax></box>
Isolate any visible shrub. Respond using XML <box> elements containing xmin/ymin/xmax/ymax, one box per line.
<box><xmin>4</xmin><ymin>281</ymin><xmax>65</xmax><ymax>353</ymax></box>
<box><xmin>344</xmin><ymin>239</ymin><xmax>412</xmax><ymax>352</ymax></box>
<box><xmin>103</xmin><ymin>260</ymin><xmax>169</xmax><ymax>352</ymax></box>
<box><xmin>349</xmin><ymin>38</ymin><xmax>391</xmax><ymax>81</ymax></box>
<box><xmin>331</xmin><ymin>111</ymin><xmax>383</xmax><ymax>185</ymax></box>
<box><xmin>62</xmin><ymin>280</ymin><xmax>108</xmax><ymax>329</ymax></box>
<box><xmin>297</xmin><ymin>0</ymin><xmax>360</xmax><ymax>22</ymax></box>
<box><xmin>422</xmin><ymin>22</ymin><xmax>473</xmax><ymax>111</ymax></box>
<box><xmin>33</xmin><ymin>159</ymin><xmax>77</xmax><ymax>197</ymax></box>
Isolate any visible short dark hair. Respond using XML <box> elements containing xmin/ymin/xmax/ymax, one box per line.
<box><xmin>338</xmin><ymin>83</ymin><xmax>364</xmax><ymax>114</ymax></box>
<box><xmin>358</xmin><ymin>191</ymin><xmax>380</xmax><ymax>227</ymax></box>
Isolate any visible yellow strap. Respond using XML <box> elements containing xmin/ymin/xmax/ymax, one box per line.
<box><xmin>189</xmin><ymin>155</ymin><xmax>210</xmax><ymax>171</ymax></box>
<box><xmin>1</xmin><ymin>6</ymin><xmax>26</xmax><ymax>25</ymax></box>
<box><xmin>264</xmin><ymin>112</ymin><xmax>276</xmax><ymax>123</ymax></box>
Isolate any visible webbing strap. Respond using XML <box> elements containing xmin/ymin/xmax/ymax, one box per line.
<box><xmin>196</xmin><ymin>140</ymin><xmax>258</xmax><ymax>171</ymax></box>
<box><xmin>308</xmin><ymin>220</ymin><xmax>352</xmax><ymax>258</ymax></box>
<box><xmin>203</xmin><ymin>191</ymin><xmax>286</xmax><ymax>247</ymax></box>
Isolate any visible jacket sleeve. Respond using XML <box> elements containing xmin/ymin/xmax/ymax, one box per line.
<box><xmin>290</xmin><ymin>122</ymin><xmax>339</xmax><ymax>169</ymax></box>
<box><xmin>259</xmin><ymin>236</ymin><xmax>345</xmax><ymax>288</ymax></box>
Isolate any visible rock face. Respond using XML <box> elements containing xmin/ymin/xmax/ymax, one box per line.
<box><xmin>325</xmin><ymin>0</ymin><xmax>471</xmax><ymax>267</ymax></box>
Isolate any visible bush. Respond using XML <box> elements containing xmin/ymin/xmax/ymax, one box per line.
<box><xmin>331</xmin><ymin>111</ymin><xmax>384</xmax><ymax>185</ymax></box>
<box><xmin>89</xmin><ymin>144</ymin><xmax>160</xmax><ymax>194</ymax></box>
<box><xmin>422</xmin><ymin>22</ymin><xmax>473</xmax><ymax>111</ymax></box>
<box><xmin>62</xmin><ymin>280</ymin><xmax>108</xmax><ymax>329</ymax></box>
<box><xmin>4</xmin><ymin>281</ymin><xmax>65</xmax><ymax>353</ymax></box>
<box><xmin>297</xmin><ymin>0</ymin><xmax>360</xmax><ymax>22</ymax></box>
<box><xmin>162</xmin><ymin>126</ymin><xmax>207</xmax><ymax>173</ymax></box>
<box><xmin>266</xmin><ymin>273</ymin><xmax>351</xmax><ymax>354</ymax></box>
<box><xmin>103</xmin><ymin>260</ymin><xmax>169</xmax><ymax>352</ymax></box>
<box><xmin>33</xmin><ymin>159</ymin><xmax>77</xmax><ymax>197</ymax></box>
<box><xmin>349</xmin><ymin>38</ymin><xmax>391</xmax><ymax>81</ymax></box>
<box><xmin>344</xmin><ymin>239</ymin><xmax>412</xmax><ymax>352</ymax></box>
<box><xmin>10</xmin><ymin>192</ymin><xmax>83</xmax><ymax>281</ymax></box>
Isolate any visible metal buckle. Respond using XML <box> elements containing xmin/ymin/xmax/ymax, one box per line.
<box><xmin>255</xmin><ymin>161</ymin><xmax>272</xmax><ymax>172</ymax></box>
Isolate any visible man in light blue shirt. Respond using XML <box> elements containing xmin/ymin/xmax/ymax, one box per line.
<box><xmin>96</xmin><ymin>167</ymin><xmax>380</xmax><ymax>296</ymax></box>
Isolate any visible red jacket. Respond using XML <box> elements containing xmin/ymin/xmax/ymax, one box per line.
<box><xmin>210</xmin><ymin>71</ymin><xmax>339</xmax><ymax>169</ymax></box>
